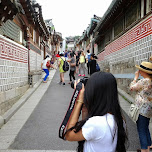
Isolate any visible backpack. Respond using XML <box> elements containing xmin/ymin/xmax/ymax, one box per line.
<box><xmin>96</xmin><ymin>63</ymin><xmax>100</xmax><ymax>72</ymax></box>
<box><xmin>61</xmin><ymin>57</ymin><xmax>69</xmax><ymax>72</ymax></box>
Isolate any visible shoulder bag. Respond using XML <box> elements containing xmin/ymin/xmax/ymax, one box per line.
<box><xmin>128</xmin><ymin>103</ymin><xmax>143</xmax><ymax>123</ymax></box>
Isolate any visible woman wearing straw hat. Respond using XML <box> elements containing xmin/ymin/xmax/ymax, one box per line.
<box><xmin>130</xmin><ymin>61</ymin><xmax>152</xmax><ymax>152</ymax></box>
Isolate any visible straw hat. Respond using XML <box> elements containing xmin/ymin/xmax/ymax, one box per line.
<box><xmin>135</xmin><ymin>61</ymin><xmax>152</xmax><ymax>74</ymax></box>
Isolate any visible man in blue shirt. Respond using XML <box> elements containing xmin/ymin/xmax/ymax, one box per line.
<box><xmin>85</xmin><ymin>50</ymin><xmax>91</xmax><ymax>74</ymax></box>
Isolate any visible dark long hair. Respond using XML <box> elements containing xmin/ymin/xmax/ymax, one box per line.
<box><xmin>74</xmin><ymin>72</ymin><xmax>128</xmax><ymax>152</ymax></box>
<box><xmin>44</xmin><ymin>55</ymin><xmax>49</xmax><ymax>59</ymax></box>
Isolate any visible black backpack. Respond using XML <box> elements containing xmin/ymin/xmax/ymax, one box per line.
<box><xmin>61</xmin><ymin>57</ymin><xmax>69</xmax><ymax>72</ymax></box>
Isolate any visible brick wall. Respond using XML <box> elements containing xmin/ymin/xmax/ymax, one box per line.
<box><xmin>0</xmin><ymin>35</ymin><xmax>29</xmax><ymax>115</ymax></box>
<box><xmin>97</xmin><ymin>14</ymin><xmax>152</xmax><ymax>96</ymax></box>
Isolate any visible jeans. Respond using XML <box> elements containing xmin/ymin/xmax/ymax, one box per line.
<box><xmin>87</xmin><ymin>62</ymin><xmax>90</xmax><ymax>74</ymax></box>
<box><xmin>43</xmin><ymin>69</ymin><xmax>49</xmax><ymax>81</ymax></box>
<box><xmin>69</xmin><ymin>70</ymin><xmax>75</xmax><ymax>81</ymax></box>
<box><xmin>136</xmin><ymin>114</ymin><xmax>151</xmax><ymax>149</ymax></box>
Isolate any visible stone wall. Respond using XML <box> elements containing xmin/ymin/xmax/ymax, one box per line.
<box><xmin>97</xmin><ymin>14</ymin><xmax>152</xmax><ymax>97</ymax></box>
<box><xmin>29</xmin><ymin>43</ymin><xmax>43</xmax><ymax>85</ymax></box>
<box><xmin>0</xmin><ymin>35</ymin><xmax>29</xmax><ymax>115</ymax></box>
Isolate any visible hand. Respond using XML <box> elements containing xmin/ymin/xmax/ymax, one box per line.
<box><xmin>134</xmin><ymin>70</ymin><xmax>139</xmax><ymax>81</ymax></box>
<box><xmin>74</xmin><ymin>80</ymin><xmax>85</xmax><ymax>101</ymax></box>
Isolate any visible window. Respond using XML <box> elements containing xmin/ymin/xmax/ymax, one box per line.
<box><xmin>125</xmin><ymin>1</ymin><xmax>140</xmax><ymax>28</ymax></box>
<box><xmin>98</xmin><ymin>38</ymin><xmax>105</xmax><ymax>53</ymax></box>
<box><xmin>0</xmin><ymin>20</ymin><xmax>21</xmax><ymax>43</ymax></box>
<box><xmin>105</xmin><ymin>29</ymin><xmax>112</xmax><ymax>43</ymax></box>
<box><xmin>114</xmin><ymin>17</ymin><xmax>124</xmax><ymax>38</ymax></box>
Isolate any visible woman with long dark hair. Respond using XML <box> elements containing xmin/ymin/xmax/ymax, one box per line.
<box><xmin>65</xmin><ymin>72</ymin><xmax>128</xmax><ymax>152</ymax></box>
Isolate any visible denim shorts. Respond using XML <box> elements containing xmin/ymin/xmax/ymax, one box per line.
<box><xmin>136</xmin><ymin>114</ymin><xmax>151</xmax><ymax>149</ymax></box>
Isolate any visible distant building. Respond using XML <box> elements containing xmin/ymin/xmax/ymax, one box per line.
<box><xmin>75</xmin><ymin>15</ymin><xmax>101</xmax><ymax>54</ymax></box>
<box><xmin>66</xmin><ymin>36</ymin><xmax>75</xmax><ymax>51</ymax></box>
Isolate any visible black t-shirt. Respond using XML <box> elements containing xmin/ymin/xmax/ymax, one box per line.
<box><xmin>76</xmin><ymin>55</ymin><xmax>79</xmax><ymax>66</ymax></box>
<box><xmin>90</xmin><ymin>59</ymin><xmax>96</xmax><ymax>75</ymax></box>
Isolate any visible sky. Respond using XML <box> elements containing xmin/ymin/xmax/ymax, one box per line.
<box><xmin>36</xmin><ymin>0</ymin><xmax>113</xmax><ymax>38</ymax></box>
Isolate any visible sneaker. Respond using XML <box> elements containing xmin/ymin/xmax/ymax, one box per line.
<box><xmin>78</xmin><ymin>74</ymin><xmax>81</xmax><ymax>76</ymax></box>
<box><xmin>63</xmin><ymin>82</ymin><xmax>65</xmax><ymax>85</ymax></box>
<box><xmin>58</xmin><ymin>81</ymin><xmax>62</xmax><ymax>85</ymax></box>
<box><xmin>82</xmin><ymin>74</ymin><xmax>85</xmax><ymax>77</ymax></box>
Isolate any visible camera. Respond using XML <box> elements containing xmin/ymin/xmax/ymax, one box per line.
<box><xmin>71</xmin><ymin>77</ymin><xmax>89</xmax><ymax>89</ymax></box>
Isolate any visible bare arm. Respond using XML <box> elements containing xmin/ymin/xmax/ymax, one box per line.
<box><xmin>65</xmin><ymin>83</ymin><xmax>85</xmax><ymax>141</ymax></box>
<box><xmin>130</xmin><ymin>71</ymin><xmax>142</xmax><ymax>91</ymax></box>
<box><xmin>50</xmin><ymin>64</ymin><xmax>57</xmax><ymax>69</ymax></box>
<box><xmin>58</xmin><ymin>60</ymin><xmax>61</xmax><ymax>67</ymax></box>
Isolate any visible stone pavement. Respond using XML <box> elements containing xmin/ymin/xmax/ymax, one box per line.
<box><xmin>0</xmin><ymin>69</ymin><xmax>151</xmax><ymax>152</ymax></box>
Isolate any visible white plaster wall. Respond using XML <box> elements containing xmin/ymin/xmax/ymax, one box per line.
<box><xmin>29</xmin><ymin>50</ymin><xmax>42</xmax><ymax>71</ymax></box>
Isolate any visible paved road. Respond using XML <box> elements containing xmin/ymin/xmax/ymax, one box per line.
<box><xmin>10</xmin><ymin>70</ymin><xmax>78</xmax><ymax>150</ymax></box>
<box><xmin>9</xmin><ymin>70</ymin><xmax>140</xmax><ymax>151</ymax></box>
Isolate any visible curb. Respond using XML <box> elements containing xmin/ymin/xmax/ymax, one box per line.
<box><xmin>0</xmin><ymin>78</ymin><xmax>42</xmax><ymax>128</ymax></box>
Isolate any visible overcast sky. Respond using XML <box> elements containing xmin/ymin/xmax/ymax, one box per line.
<box><xmin>36</xmin><ymin>0</ymin><xmax>113</xmax><ymax>38</ymax></box>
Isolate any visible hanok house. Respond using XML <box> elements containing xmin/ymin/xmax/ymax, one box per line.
<box><xmin>66</xmin><ymin>36</ymin><xmax>75</xmax><ymax>51</ymax></box>
<box><xmin>0</xmin><ymin>0</ymin><xmax>49</xmax><ymax>124</ymax></box>
<box><xmin>75</xmin><ymin>15</ymin><xmax>101</xmax><ymax>54</ymax></box>
<box><xmin>45</xmin><ymin>19</ymin><xmax>63</xmax><ymax>62</ymax></box>
<box><xmin>93</xmin><ymin>0</ymin><xmax>152</xmax><ymax>96</ymax></box>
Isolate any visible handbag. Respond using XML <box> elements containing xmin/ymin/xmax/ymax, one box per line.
<box><xmin>46</xmin><ymin>61</ymin><xmax>50</xmax><ymax>68</ymax></box>
<box><xmin>128</xmin><ymin>103</ymin><xmax>144</xmax><ymax>122</ymax></box>
<box><xmin>128</xmin><ymin>104</ymin><xmax>140</xmax><ymax>122</ymax></box>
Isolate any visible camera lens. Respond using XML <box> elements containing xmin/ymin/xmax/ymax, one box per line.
<box><xmin>71</xmin><ymin>81</ymin><xmax>74</xmax><ymax>89</ymax></box>
<box><xmin>70</xmin><ymin>77</ymin><xmax>89</xmax><ymax>89</ymax></box>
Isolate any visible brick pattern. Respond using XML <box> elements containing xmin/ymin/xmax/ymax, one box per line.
<box><xmin>98</xmin><ymin>15</ymin><xmax>152</xmax><ymax>64</ymax></box>
<box><xmin>0</xmin><ymin>59</ymin><xmax>28</xmax><ymax>92</ymax></box>
<box><xmin>97</xmin><ymin>15</ymin><xmax>152</xmax><ymax>97</ymax></box>
<box><xmin>0</xmin><ymin>36</ymin><xmax>28</xmax><ymax>93</ymax></box>
<box><xmin>105</xmin><ymin>34</ymin><xmax>152</xmax><ymax>66</ymax></box>
<box><xmin>0</xmin><ymin>36</ymin><xmax>28</xmax><ymax>63</ymax></box>
<box><xmin>105</xmin><ymin>15</ymin><xmax>152</xmax><ymax>56</ymax></box>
